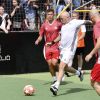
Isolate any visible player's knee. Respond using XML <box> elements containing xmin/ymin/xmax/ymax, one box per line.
<box><xmin>52</xmin><ymin>62</ymin><xmax>57</xmax><ymax>66</ymax></box>
<box><xmin>47</xmin><ymin>62</ymin><xmax>52</xmax><ymax>66</ymax></box>
<box><xmin>90</xmin><ymin>81</ymin><xmax>94</xmax><ymax>88</ymax></box>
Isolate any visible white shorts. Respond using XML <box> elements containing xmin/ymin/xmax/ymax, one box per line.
<box><xmin>60</xmin><ymin>48</ymin><xmax>76</xmax><ymax>67</ymax></box>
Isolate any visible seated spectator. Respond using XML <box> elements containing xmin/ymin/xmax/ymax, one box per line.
<box><xmin>10</xmin><ymin>0</ymin><xmax>29</xmax><ymax>31</ymax></box>
<box><xmin>0</xmin><ymin>6</ymin><xmax>11</xmax><ymax>33</ymax></box>
<box><xmin>22</xmin><ymin>0</ymin><xmax>39</xmax><ymax>30</ymax></box>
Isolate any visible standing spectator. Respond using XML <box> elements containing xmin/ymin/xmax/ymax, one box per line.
<box><xmin>64</xmin><ymin>0</ymin><xmax>81</xmax><ymax>9</ymax></box>
<box><xmin>0</xmin><ymin>6</ymin><xmax>11</xmax><ymax>33</ymax></box>
<box><xmin>10</xmin><ymin>0</ymin><xmax>28</xmax><ymax>31</ymax></box>
<box><xmin>85</xmin><ymin>10</ymin><xmax>100</xmax><ymax>96</ymax></box>
<box><xmin>72</xmin><ymin>0</ymin><xmax>81</xmax><ymax>9</ymax></box>
<box><xmin>22</xmin><ymin>0</ymin><xmax>39</xmax><ymax>30</ymax></box>
<box><xmin>56</xmin><ymin>0</ymin><xmax>65</xmax><ymax>15</ymax></box>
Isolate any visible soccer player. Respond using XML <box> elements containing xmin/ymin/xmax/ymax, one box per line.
<box><xmin>50</xmin><ymin>11</ymin><xmax>91</xmax><ymax>96</ymax></box>
<box><xmin>85</xmin><ymin>10</ymin><xmax>100</xmax><ymax>96</ymax></box>
<box><xmin>72</xmin><ymin>11</ymin><xmax>86</xmax><ymax>72</ymax></box>
<box><xmin>0</xmin><ymin>6</ymin><xmax>11</xmax><ymax>33</ymax></box>
<box><xmin>35</xmin><ymin>9</ymin><xmax>62</xmax><ymax>83</ymax></box>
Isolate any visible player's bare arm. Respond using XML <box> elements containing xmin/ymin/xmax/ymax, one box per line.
<box><xmin>35</xmin><ymin>35</ymin><xmax>43</xmax><ymax>45</ymax></box>
<box><xmin>85</xmin><ymin>37</ymin><xmax>100</xmax><ymax>62</ymax></box>
<box><xmin>84</xmin><ymin>20</ymin><xmax>93</xmax><ymax>24</ymax></box>
<box><xmin>46</xmin><ymin>34</ymin><xmax>61</xmax><ymax>46</ymax></box>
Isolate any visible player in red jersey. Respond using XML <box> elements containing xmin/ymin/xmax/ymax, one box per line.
<box><xmin>85</xmin><ymin>10</ymin><xmax>100</xmax><ymax>96</ymax></box>
<box><xmin>35</xmin><ymin>9</ymin><xmax>62</xmax><ymax>83</ymax></box>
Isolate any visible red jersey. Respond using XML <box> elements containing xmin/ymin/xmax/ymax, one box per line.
<box><xmin>93</xmin><ymin>21</ymin><xmax>100</xmax><ymax>39</ymax></box>
<box><xmin>93</xmin><ymin>21</ymin><xmax>100</xmax><ymax>63</ymax></box>
<box><xmin>91</xmin><ymin>21</ymin><xmax>100</xmax><ymax>82</ymax></box>
<box><xmin>39</xmin><ymin>19</ymin><xmax>62</xmax><ymax>43</ymax></box>
<box><xmin>39</xmin><ymin>19</ymin><xmax>62</xmax><ymax>60</ymax></box>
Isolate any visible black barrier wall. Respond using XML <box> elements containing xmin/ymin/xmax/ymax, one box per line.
<box><xmin>0</xmin><ymin>31</ymin><xmax>95</xmax><ymax>74</ymax></box>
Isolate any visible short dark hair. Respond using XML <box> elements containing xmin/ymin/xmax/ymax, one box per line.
<box><xmin>46</xmin><ymin>9</ymin><xmax>54</xmax><ymax>14</ymax></box>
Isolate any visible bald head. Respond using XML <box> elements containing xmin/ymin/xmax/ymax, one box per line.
<box><xmin>89</xmin><ymin>9</ymin><xmax>99</xmax><ymax>17</ymax></box>
<box><xmin>60</xmin><ymin>11</ymin><xmax>70</xmax><ymax>24</ymax></box>
<box><xmin>89</xmin><ymin>9</ymin><xmax>100</xmax><ymax>22</ymax></box>
<box><xmin>60</xmin><ymin>11</ymin><xmax>70</xmax><ymax>18</ymax></box>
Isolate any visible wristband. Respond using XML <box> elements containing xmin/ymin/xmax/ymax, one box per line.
<box><xmin>51</xmin><ymin>41</ymin><xmax>55</xmax><ymax>45</ymax></box>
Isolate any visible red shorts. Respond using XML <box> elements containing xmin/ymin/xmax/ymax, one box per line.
<box><xmin>91</xmin><ymin>63</ymin><xmax>100</xmax><ymax>82</ymax></box>
<box><xmin>43</xmin><ymin>45</ymin><xmax>60</xmax><ymax>60</ymax></box>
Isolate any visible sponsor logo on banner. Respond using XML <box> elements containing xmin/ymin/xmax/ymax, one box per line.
<box><xmin>0</xmin><ymin>45</ymin><xmax>10</xmax><ymax>61</ymax></box>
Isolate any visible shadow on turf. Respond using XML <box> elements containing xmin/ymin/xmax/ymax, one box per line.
<box><xmin>43</xmin><ymin>81</ymin><xmax>73</xmax><ymax>85</ymax></box>
<box><xmin>56</xmin><ymin>88</ymin><xmax>93</xmax><ymax>96</ymax></box>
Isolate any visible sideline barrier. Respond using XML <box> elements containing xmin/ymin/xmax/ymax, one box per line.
<box><xmin>0</xmin><ymin>31</ymin><xmax>95</xmax><ymax>74</ymax></box>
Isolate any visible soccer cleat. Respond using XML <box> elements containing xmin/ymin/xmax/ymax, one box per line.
<box><xmin>51</xmin><ymin>80</ymin><xmax>57</xmax><ymax>85</ymax></box>
<box><xmin>65</xmin><ymin>72</ymin><xmax>70</xmax><ymax>77</ymax></box>
<box><xmin>78</xmin><ymin>71</ymin><xmax>84</xmax><ymax>81</ymax></box>
<box><xmin>50</xmin><ymin>85</ymin><xmax>58</xmax><ymax>96</ymax></box>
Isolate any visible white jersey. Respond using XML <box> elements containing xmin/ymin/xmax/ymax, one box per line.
<box><xmin>59</xmin><ymin>19</ymin><xmax>85</xmax><ymax>66</ymax></box>
<box><xmin>80</xmin><ymin>25</ymin><xmax>86</xmax><ymax>33</ymax></box>
<box><xmin>60</xmin><ymin>19</ymin><xmax>85</xmax><ymax>50</ymax></box>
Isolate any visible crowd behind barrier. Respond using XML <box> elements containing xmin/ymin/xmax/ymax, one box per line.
<box><xmin>0</xmin><ymin>0</ymin><xmax>100</xmax><ymax>32</ymax></box>
<box><xmin>0</xmin><ymin>0</ymin><xmax>99</xmax><ymax>74</ymax></box>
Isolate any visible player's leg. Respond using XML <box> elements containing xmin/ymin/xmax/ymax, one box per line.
<box><xmin>90</xmin><ymin>64</ymin><xmax>100</xmax><ymax>96</ymax></box>
<box><xmin>76</xmin><ymin>47</ymin><xmax>84</xmax><ymax>72</ymax></box>
<box><xmin>77</xmin><ymin>54</ymin><xmax>83</xmax><ymax>71</ymax></box>
<box><xmin>50</xmin><ymin>50</ymin><xmax>60</xmax><ymax>83</ymax></box>
<box><xmin>65</xmin><ymin>66</ymin><xmax>84</xmax><ymax>81</ymax></box>
<box><xmin>91</xmin><ymin>81</ymin><xmax>100</xmax><ymax>96</ymax></box>
<box><xmin>47</xmin><ymin>59</ymin><xmax>57</xmax><ymax>82</ymax></box>
<box><xmin>50</xmin><ymin>61</ymin><xmax>67</xmax><ymax>95</ymax></box>
<box><xmin>44</xmin><ymin>47</ymin><xmax>57</xmax><ymax>83</ymax></box>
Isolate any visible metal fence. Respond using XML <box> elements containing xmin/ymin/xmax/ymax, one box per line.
<box><xmin>0</xmin><ymin>0</ymin><xmax>100</xmax><ymax>32</ymax></box>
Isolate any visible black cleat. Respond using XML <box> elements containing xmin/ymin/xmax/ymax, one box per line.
<box><xmin>50</xmin><ymin>86</ymin><xmax>58</xmax><ymax>96</ymax></box>
<box><xmin>78</xmin><ymin>71</ymin><xmax>83</xmax><ymax>81</ymax></box>
<box><xmin>51</xmin><ymin>80</ymin><xmax>57</xmax><ymax>85</ymax></box>
<box><xmin>65</xmin><ymin>72</ymin><xmax>70</xmax><ymax>77</ymax></box>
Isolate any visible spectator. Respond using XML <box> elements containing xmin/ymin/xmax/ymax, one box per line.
<box><xmin>73</xmin><ymin>0</ymin><xmax>81</xmax><ymax>8</ymax></box>
<box><xmin>10</xmin><ymin>0</ymin><xmax>29</xmax><ymax>31</ymax></box>
<box><xmin>0</xmin><ymin>6</ymin><xmax>11</xmax><ymax>33</ymax></box>
<box><xmin>64</xmin><ymin>0</ymin><xmax>81</xmax><ymax>9</ymax></box>
<box><xmin>56</xmin><ymin>0</ymin><xmax>65</xmax><ymax>15</ymax></box>
<box><xmin>22</xmin><ymin>0</ymin><xmax>39</xmax><ymax>30</ymax></box>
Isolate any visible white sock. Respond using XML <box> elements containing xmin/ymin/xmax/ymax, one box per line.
<box><xmin>54</xmin><ymin>80</ymin><xmax>60</xmax><ymax>89</ymax></box>
<box><xmin>53</xmin><ymin>76</ymin><xmax>57</xmax><ymax>82</ymax></box>
<box><xmin>75</xmin><ymin>70</ymin><xmax>80</xmax><ymax>76</ymax></box>
<box><xmin>61</xmin><ymin>74</ymin><xmax>65</xmax><ymax>82</ymax></box>
<box><xmin>78</xmin><ymin>67</ymin><xmax>82</xmax><ymax>71</ymax></box>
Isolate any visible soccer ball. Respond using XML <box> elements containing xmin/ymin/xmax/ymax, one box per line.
<box><xmin>23</xmin><ymin>85</ymin><xmax>36</xmax><ymax>96</ymax></box>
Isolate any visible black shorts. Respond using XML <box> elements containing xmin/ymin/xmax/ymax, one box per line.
<box><xmin>75</xmin><ymin>47</ymin><xmax>85</xmax><ymax>55</ymax></box>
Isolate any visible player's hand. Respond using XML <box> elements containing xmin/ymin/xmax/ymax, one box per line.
<box><xmin>35</xmin><ymin>40</ymin><xmax>39</xmax><ymax>45</ymax></box>
<box><xmin>46</xmin><ymin>41</ymin><xmax>55</xmax><ymax>46</ymax></box>
<box><xmin>85</xmin><ymin>54</ymin><xmax>92</xmax><ymax>62</ymax></box>
<box><xmin>45</xmin><ymin>42</ymin><xmax>52</xmax><ymax>46</ymax></box>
